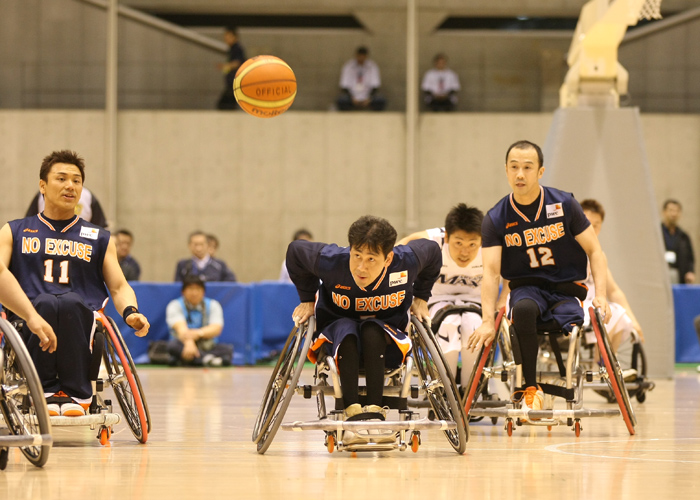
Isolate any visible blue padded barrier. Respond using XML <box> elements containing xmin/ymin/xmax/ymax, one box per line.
<box><xmin>673</xmin><ymin>284</ymin><xmax>700</xmax><ymax>363</ymax></box>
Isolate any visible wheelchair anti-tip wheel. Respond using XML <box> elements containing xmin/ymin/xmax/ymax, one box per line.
<box><xmin>590</xmin><ymin>307</ymin><xmax>636</xmax><ymax>436</ymax></box>
<box><xmin>0</xmin><ymin>318</ymin><xmax>52</xmax><ymax>467</ymax></box>
<box><xmin>252</xmin><ymin>317</ymin><xmax>314</xmax><ymax>454</ymax></box>
<box><xmin>99</xmin><ymin>313</ymin><xmax>151</xmax><ymax>443</ymax></box>
<box><xmin>410</xmin><ymin>316</ymin><xmax>469</xmax><ymax>454</ymax></box>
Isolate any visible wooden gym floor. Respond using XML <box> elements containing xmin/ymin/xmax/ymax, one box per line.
<box><xmin>2</xmin><ymin>366</ymin><xmax>699</xmax><ymax>500</ymax></box>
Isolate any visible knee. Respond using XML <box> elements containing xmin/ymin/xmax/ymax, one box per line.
<box><xmin>32</xmin><ymin>293</ymin><xmax>58</xmax><ymax>312</ymax></box>
<box><xmin>511</xmin><ymin>300</ymin><xmax>539</xmax><ymax>330</ymax></box>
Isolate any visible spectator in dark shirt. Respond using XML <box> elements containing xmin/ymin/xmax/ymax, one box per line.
<box><xmin>174</xmin><ymin>231</ymin><xmax>237</xmax><ymax>282</ymax></box>
<box><xmin>216</xmin><ymin>26</ymin><xmax>246</xmax><ymax>110</ymax></box>
<box><xmin>661</xmin><ymin>199</ymin><xmax>695</xmax><ymax>284</ymax></box>
<box><xmin>115</xmin><ymin>229</ymin><xmax>141</xmax><ymax>281</ymax></box>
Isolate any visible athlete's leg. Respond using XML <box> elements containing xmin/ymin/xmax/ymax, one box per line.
<box><xmin>54</xmin><ymin>292</ymin><xmax>95</xmax><ymax>402</ymax></box>
<box><xmin>25</xmin><ymin>293</ymin><xmax>60</xmax><ymax>395</ymax></box>
<box><xmin>511</xmin><ymin>298</ymin><xmax>540</xmax><ymax>388</ymax></box>
<box><xmin>431</xmin><ymin>301</ymin><xmax>462</xmax><ymax>384</ymax></box>
<box><xmin>459</xmin><ymin>311</ymin><xmax>482</xmax><ymax>387</ymax></box>
<box><xmin>337</xmin><ymin>335</ymin><xmax>360</xmax><ymax>408</ymax></box>
<box><xmin>360</xmin><ymin>322</ymin><xmax>388</xmax><ymax>407</ymax></box>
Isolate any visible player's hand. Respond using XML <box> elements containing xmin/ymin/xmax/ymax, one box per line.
<box><xmin>182</xmin><ymin>340</ymin><xmax>200</xmax><ymax>361</ymax></box>
<box><xmin>410</xmin><ymin>298</ymin><xmax>431</xmax><ymax>326</ymax></box>
<box><xmin>593</xmin><ymin>296</ymin><xmax>612</xmax><ymax>324</ymax></box>
<box><xmin>26</xmin><ymin>313</ymin><xmax>57</xmax><ymax>353</ymax></box>
<box><xmin>466</xmin><ymin>323</ymin><xmax>495</xmax><ymax>353</ymax></box>
<box><xmin>126</xmin><ymin>313</ymin><xmax>150</xmax><ymax>337</ymax></box>
<box><xmin>292</xmin><ymin>302</ymin><xmax>314</xmax><ymax>327</ymax></box>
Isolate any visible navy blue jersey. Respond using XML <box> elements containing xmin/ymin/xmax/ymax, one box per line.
<box><xmin>286</xmin><ymin>239</ymin><xmax>441</xmax><ymax>332</ymax></box>
<box><xmin>482</xmin><ymin>186</ymin><xmax>590</xmax><ymax>283</ymax></box>
<box><xmin>8</xmin><ymin>214</ymin><xmax>110</xmax><ymax>311</ymax></box>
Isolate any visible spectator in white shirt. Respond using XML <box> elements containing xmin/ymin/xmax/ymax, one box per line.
<box><xmin>421</xmin><ymin>53</ymin><xmax>461</xmax><ymax>112</ymax></box>
<box><xmin>336</xmin><ymin>46</ymin><xmax>386</xmax><ymax>111</ymax></box>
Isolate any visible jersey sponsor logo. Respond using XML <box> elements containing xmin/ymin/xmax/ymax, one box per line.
<box><xmin>389</xmin><ymin>271</ymin><xmax>408</xmax><ymax>287</ymax></box>
<box><xmin>80</xmin><ymin>226</ymin><xmax>99</xmax><ymax>240</ymax></box>
<box><xmin>23</xmin><ymin>228</ymin><xmax>38</xmax><ymax>233</ymax></box>
<box><xmin>334</xmin><ymin>284</ymin><xmax>351</xmax><ymax>290</ymax></box>
<box><xmin>437</xmin><ymin>274</ymin><xmax>482</xmax><ymax>287</ymax></box>
<box><xmin>546</xmin><ymin>203</ymin><xmax>564</xmax><ymax>218</ymax></box>
<box><xmin>506</xmin><ymin>222</ymin><xmax>518</xmax><ymax>229</ymax></box>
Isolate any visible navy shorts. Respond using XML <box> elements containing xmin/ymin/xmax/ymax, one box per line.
<box><xmin>508</xmin><ymin>285</ymin><xmax>584</xmax><ymax>333</ymax></box>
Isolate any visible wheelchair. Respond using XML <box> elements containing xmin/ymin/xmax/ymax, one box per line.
<box><xmin>464</xmin><ymin>306</ymin><xmax>636</xmax><ymax>437</ymax></box>
<box><xmin>0</xmin><ymin>316</ymin><xmax>52</xmax><ymax>469</ymax></box>
<box><xmin>10</xmin><ymin>310</ymin><xmax>151</xmax><ymax>446</ymax></box>
<box><xmin>252</xmin><ymin>316</ymin><xmax>469</xmax><ymax>454</ymax></box>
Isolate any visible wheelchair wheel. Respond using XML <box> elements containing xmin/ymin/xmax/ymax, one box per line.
<box><xmin>590</xmin><ymin>307</ymin><xmax>636</xmax><ymax>435</ymax></box>
<box><xmin>99</xmin><ymin>313</ymin><xmax>150</xmax><ymax>443</ymax></box>
<box><xmin>252</xmin><ymin>317</ymin><xmax>314</xmax><ymax>454</ymax></box>
<box><xmin>463</xmin><ymin>308</ymin><xmax>506</xmax><ymax>417</ymax></box>
<box><xmin>0</xmin><ymin>318</ymin><xmax>51</xmax><ymax>467</ymax></box>
<box><xmin>410</xmin><ymin>316</ymin><xmax>468</xmax><ymax>454</ymax></box>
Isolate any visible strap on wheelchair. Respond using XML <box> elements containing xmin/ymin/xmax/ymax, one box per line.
<box><xmin>548</xmin><ymin>335</ymin><xmax>567</xmax><ymax>378</ymax></box>
<box><xmin>509</xmin><ymin>278</ymin><xmax>588</xmax><ymax>301</ymax></box>
<box><xmin>509</xmin><ymin>324</ymin><xmax>523</xmax><ymax>366</ymax></box>
<box><xmin>539</xmin><ymin>383</ymin><xmax>575</xmax><ymax>401</ymax></box>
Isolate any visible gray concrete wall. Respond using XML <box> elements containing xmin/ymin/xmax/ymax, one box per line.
<box><xmin>1</xmin><ymin>110</ymin><xmax>698</xmax><ymax>286</ymax></box>
<box><xmin>1</xmin><ymin>0</ymin><xmax>699</xmax><ymax>113</ymax></box>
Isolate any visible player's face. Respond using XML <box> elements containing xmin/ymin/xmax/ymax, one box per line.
<box><xmin>189</xmin><ymin>235</ymin><xmax>209</xmax><ymax>259</ymax></box>
<box><xmin>583</xmin><ymin>210</ymin><xmax>603</xmax><ymax>236</ymax></box>
<box><xmin>182</xmin><ymin>284</ymin><xmax>205</xmax><ymax>306</ymax></box>
<box><xmin>445</xmin><ymin>230</ymin><xmax>481</xmax><ymax>267</ymax></box>
<box><xmin>662</xmin><ymin>203</ymin><xmax>681</xmax><ymax>227</ymax></box>
<box><xmin>349</xmin><ymin>246</ymin><xmax>393</xmax><ymax>288</ymax></box>
<box><xmin>39</xmin><ymin>163</ymin><xmax>83</xmax><ymax>216</ymax></box>
<box><xmin>115</xmin><ymin>234</ymin><xmax>133</xmax><ymax>259</ymax></box>
<box><xmin>505</xmin><ymin>147</ymin><xmax>544</xmax><ymax>202</ymax></box>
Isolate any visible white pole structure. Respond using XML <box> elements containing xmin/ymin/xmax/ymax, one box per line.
<box><xmin>105</xmin><ymin>0</ymin><xmax>118</xmax><ymax>228</ymax></box>
<box><xmin>405</xmin><ymin>0</ymin><xmax>418</xmax><ymax>232</ymax></box>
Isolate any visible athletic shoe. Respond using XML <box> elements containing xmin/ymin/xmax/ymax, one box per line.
<box><xmin>363</xmin><ymin>405</ymin><xmax>388</xmax><ymax>419</ymax></box>
<box><xmin>202</xmin><ymin>355</ymin><xmax>223</xmax><ymax>367</ymax></box>
<box><xmin>696</xmin><ymin>365</ymin><xmax>700</xmax><ymax>373</ymax></box>
<box><xmin>60</xmin><ymin>402</ymin><xmax>87</xmax><ymax>417</ymax></box>
<box><xmin>344</xmin><ymin>403</ymin><xmax>362</xmax><ymax>418</ymax></box>
<box><xmin>47</xmin><ymin>404</ymin><xmax>60</xmax><ymax>417</ymax></box>
<box><xmin>513</xmin><ymin>386</ymin><xmax>544</xmax><ymax>411</ymax></box>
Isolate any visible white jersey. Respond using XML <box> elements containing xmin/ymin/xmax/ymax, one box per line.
<box><xmin>421</xmin><ymin>68</ymin><xmax>460</xmax><ymax>95</ymax></box>
<box><xmin>339</xmin><ymin>59</ymin><xmax>381</xmax><ymax>101</ymax></box>
<box><xmin>425</xmin><ymin>227</ymin><xmax>482</xmax><ymax>304</ymax></box>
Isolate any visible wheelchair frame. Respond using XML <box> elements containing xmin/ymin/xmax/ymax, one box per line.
<box><xmin>252</xmin><ymin>316</ymin><xmax>469</xmax><ymax>454</ymax></box>
<box><xmin>0</xmin><ymin>317</ymin><xmax>52</xmax><ymax>469</ymax></box>
<box><xmin>464</xmin><ymin>306</ymin><xmax>636</xmax><ymax>437</ymax></box>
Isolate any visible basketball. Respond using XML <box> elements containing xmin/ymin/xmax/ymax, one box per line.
<box><xmin>233</xmin><ymin>55</ymin><xmax>297</xmax><ymax>118</ymax></box>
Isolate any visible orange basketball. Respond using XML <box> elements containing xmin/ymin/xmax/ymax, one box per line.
<box><xmin>233</xmin><ymin>55</ymin><xmax>297</xmax><ymax>118</ymax></box>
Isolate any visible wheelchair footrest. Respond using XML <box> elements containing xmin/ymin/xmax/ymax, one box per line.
<box><xmin>281</xmin><ymin>418</ymin><xmax>456</xmax><ymax>432</ymax></box>
<box><xmin>49</xmin><ymin>413</ymin><xmax>121</xmax><ymax>427</ymax></box>
<box><xmin>0</xmin><ymin>434</ymin><xmax>53</xmax><ymax>447</ymax></box>
<box><xmin>469</xmin><ymin>407</ymin><xmax>620</xmax><ymax>421</ymax></box>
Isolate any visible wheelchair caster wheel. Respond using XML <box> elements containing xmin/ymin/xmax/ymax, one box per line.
<box><xmin>98</xmin><ymin>427</ymin><xmax>111</xmax><ymax>446</ymax></box>
<box><xmin>491</xmin><ymin>417</ymin><xmax>499</xmax><ymax>426</ymax></box>
<box><xmin>506</xmin><ymin>419</ymin><xmax>514</xmax><ymax>436</ymax></box>
<box><xmin>0</xmin><ymin>448</ymin><xmax>8</xmax><ymax>470</ymax></box>
<box><xmin>574</xmin><ymin>420</ymin><xmax>582</xmax><ymax>437</ymax></box>
<box><xmin>411</xmin><ymin>434</ymin><xmax>420</xmax><ymax>453</ymax></box>
<box><xmin>326</xmin><ymin>434</ymin><xmax>335</xmax><ymax>453</ymax></box>
<box><xmin>547</xmin><ymin>426</ymin><xmax>553</xmax><ymax>432</ymax></box>
<box><xmin>636</xmin><ymin>391</ymin><xmax>646</xmax><ymax>403</ymax></box>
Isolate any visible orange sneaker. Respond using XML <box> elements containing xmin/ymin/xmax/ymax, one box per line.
<box><xmin>513</xmin><ymin>386</ymin><xmax>544</xmax><ymax>411</ymax></box>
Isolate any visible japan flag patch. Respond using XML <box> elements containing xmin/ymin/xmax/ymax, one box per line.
<box><xmin>80</xmin><ymin>226</ymin><xmax>99</xmax><ymax>240</ymax></box>
<box><xmin>546</xmin><ymin>203</ymin><xmax>564</xmax><ymax>219</ymax></box>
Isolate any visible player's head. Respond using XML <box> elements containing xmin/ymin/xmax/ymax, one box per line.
<box><xmin>433</xmin><ymin>53</ymin><xmax>447</xmax><ymax>69</ymax></box>
<box><xmin>115</xmin><ymin>229</ymin><xmax>134</xmax><ymax>259</ymax></box>
<box><xmin>293</xmin><ymin>228</ymin><xmax>313</xmax><ymax>242</ymax></box>
<box><xmin>347</xmin><ymin>215</ymin><xmax>397</xmax><ymax>288</ymax></box>
<box><xmin>181</xmin><ymin>275</ymin><xmax>206</xmax><ymax>305</ymax></box>
<box><xmin>580</xmin><ymin>199</ymin><xmax>605</xmax><ymax>236</ymax></box>
<box><xmin>206</xmin><ymin>234</ymin><xmax>219</xmax><ymax>256</ymax></box>
<box><xmin>444</xmin><ymin>203</ymin><xmax>483</xmax><ymax>267</ymax></box>
<box><xmin>188</xmin><ymin>231</ymin><xmax>209</xmax><ymax>259</ymax></box>
<box><xmin>662</xmin><ymin>199</ymin><xmax>682</xmax><ymax>227</ymax></box>
<box><xmin>224</xmin><ymin>26</ymin><xmax>238</xmax><ymax>45</ymax></box>
<box><xmin>355</xmin><ymin>46</ymin><xmax>368</xmax><ymax>64</ymax></box>
<box><xmin>39</xmin><ymin>150</ymin><xmax>86</xmax><ymax>215</ymax></box>
<box><xmin>505</xmin><ymin>140</ymin><xmax>544</xmax><ymax>200</ymax></box>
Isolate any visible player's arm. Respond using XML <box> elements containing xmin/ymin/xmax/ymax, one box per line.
<box><xmin>196</xmin><ymin>301</ymin><xmax>224</xmax><ymax>340</ymax></box>
<box><xmin>575</xmin><ymin>226</ymin><xmax>611</xmax><ymax>319</ymax></box>
<box><xmin>495</xmin><ymin>278</ymin><xmax>510</xmax><ymax>311</ymax></box>
<box><xmin>397</xmin><ymin>230</ymin><xmax>430</xmax><ymax>246</ymax></box>
<box><xmin>103</xmin><ymin>236</ymin><xmax>150</xmax><ymax>337</ymax></box>
<box><xmin>467</xmin><ymin>245</ymin><xmax>502</xmax><ymax>352</ymax></box>
<box><xmin>406</xmin><ymin>239</ymin><xmax>442</xmax><ymax>322</ymax></box>
<box><xmin>286</xmin><ymin>240</ymin><xmax>326</xmax><ymax>325</ymax></box>
<box><xmin>606</xmin><ymin>268</ymin><xmax>644</xmax><ymax>341</ymax></box>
